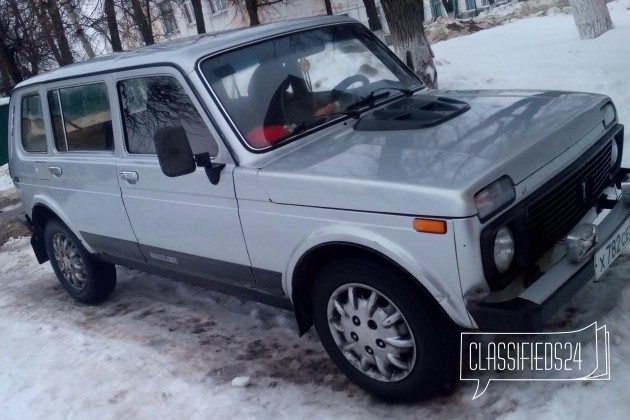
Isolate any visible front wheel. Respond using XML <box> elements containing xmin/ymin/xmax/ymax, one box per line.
<box><xmin>44</xmin><ymin>220</ymin><xmax>116</xmax><ymax>303</ymax></box>
<box><xmin>312</xmin><ymin>259</ymin><xmax>457</xmax><ymax>402</ymax></box>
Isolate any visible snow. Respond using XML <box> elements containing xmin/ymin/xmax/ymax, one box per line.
<box><xmin>231</xmin><ymin>376</ymin><xmax>251</xmax><ymax>387</ymax></box>
<box><xmin>0</xmin><ymin>203</ymin><xmax>21</xmax><ymax>212</ymax></box>
<box><xmin>433</xmin><ymin>0</ymin><xmax>630</xmax><ymax>163</ymax></box>
<box><xmin>0</xmin><ymin>164</ymin><xmax>14</xmax><ymax>192</ymax></box>
<box><xmin>425</xmin><ymin>0</ymin><xmax>572</xmax><ymax>43</ymax></box>
<box><xmin>1</xmin><ymin>1</ymin><xmax>630</xmax><ymax>418</ymax></box>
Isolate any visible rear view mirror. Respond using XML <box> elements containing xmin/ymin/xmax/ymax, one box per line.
<box><xmin>154</xmin><ymin>126</ymin><xmax>196</xmax><ymax>177</ymax></box>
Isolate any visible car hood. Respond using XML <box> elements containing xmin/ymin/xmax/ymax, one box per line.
<box><xmin>258</xmin><ymin>90</ymin><xmax>611</xmax><ymax>217</ymax></box>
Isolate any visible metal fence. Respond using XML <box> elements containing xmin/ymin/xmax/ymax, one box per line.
<box><xmin>0</xmin><ymin>101</ymin><xmax>9</xmax><ymax>166</ymax></box>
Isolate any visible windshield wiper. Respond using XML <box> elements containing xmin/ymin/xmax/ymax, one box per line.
<box><xmin>289</xmin><ymin>87</ymin><xmax>417</xmax><ymax>134</ymax></box>
<box><xmin>345</xmin><ymin>87</ymin><xmax>415</xmax><ymax>115</ymax></box>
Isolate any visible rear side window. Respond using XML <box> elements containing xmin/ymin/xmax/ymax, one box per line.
<box><xmin>118</xmin><ymin>75</ymin><xmax>218</xmax><ymax>156</ymax></box>
<box><xmin>21</xmin><ymin>94</ymin><xmax>47</xmax><ymax>152</ymax></box>
<box><xmin>47</xmin><ymin>83</ymin><xmax>114</xmax><ymax>152</ymax></box>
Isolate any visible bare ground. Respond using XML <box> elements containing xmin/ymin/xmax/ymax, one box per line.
<box><xmin>0</xmin><ymin>189</ymin><xmax>28</xmax><ymax>246</ymax></box>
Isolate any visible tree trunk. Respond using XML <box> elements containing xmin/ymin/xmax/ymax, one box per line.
<box><xmin>245</xmin><ymin>0</ymin><xmax>260</xmax><ymax>26</ymax></box>
<box><xmin>104</xmin><ymin>0</ymin><xmax>123</xmax><ymax>52</ymax></box>
<box><xmin>191</xmin><ymin>0</ymin><xmax>206</xmax><ymax>34</ymax></box>
<box><xmin>363</xmin><ymin>0</ymin><xmax>382</xmax><ymax>31</ymax></box>
<box><xmin>0</xmin><ymin>62</ymin><xmax>12</xmax><ymax>95</ymax></box>
<box><xmin>0</xmin><ymin>17</ymin><xmax>23</xmax><ymax>87</ymax></box>
<box><xmin>323</xmin><ymin>0</ymin><xmax>333</xmax><ymax>15</ymax></box>
<box><xmin>0</xmin><ymin>41</ymin><xmax>23</xmax><ymax>86</ymax></box>
<box><xmin>380</xmin><ymin>0</ymin><xmax>437</xmax><ymax>88</ymax></box>
<box><xmin>44</xmin><ymin>0</ymin><xmax>75</xmax><ymax>65</ymax></box>
<box><xmin>60</xmin><ymin>0</ymin><xmax>96</xmax><ymax>58</ymax></box>
<box><xmin>28</xmin><ymin>0</ymin><xmax>63</xmax><ymax>64</ymax></box>
<box><xmin>569</xmin><ymin>0</ymin><xmax>612</xmax><ymax>40</ymax></box>
<box><xmin>130</xmin><ymin>0</ymin><xmax>154</xmax><ymax>45</ymax></box>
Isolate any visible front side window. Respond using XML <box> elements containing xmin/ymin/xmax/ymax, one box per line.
<box><xmin>20</xmin><ymin>93</ymin><xmax>47</xmax><ymax>152</ymax></box>
<box><xmin>200</xmin><ymin>24</ymin><xmax>420</xmax><ymax>150</ymax></box>
<box><xmin>47</xmin><ymin>83</ymin><xmax>114</xmax><ymax>152</ymax></box>
<box><xmin>118</xmin><ymin>75</ymin><xmax>218</xmax><ymax>156</ymax></box>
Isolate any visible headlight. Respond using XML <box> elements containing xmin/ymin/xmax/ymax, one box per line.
<box><xmin>474</xmin><ymin>177</ymin><xmax>516</xmax><ymax>221</ymax></box>
<box><xmin>602</xmin><ymin>102</ymin><xmax>616</xmax><ymax>128</ymax></box>
<box><xmin>611</xmin><ymin>139</ymin><xmax>619</xmax><ymax>168</ymax></box>
<box><xmin>493</xmin><ymin>226</ymin><xmax>515</xmax><ymax>274</ymax></box>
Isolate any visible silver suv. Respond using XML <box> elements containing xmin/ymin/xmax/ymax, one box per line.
<box><xmin>7</xmin><ymin>16</ymin><xmax>628</xmax><ymax>401</ymax></box>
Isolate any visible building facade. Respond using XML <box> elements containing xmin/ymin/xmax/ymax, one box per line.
<box><xmin>155</xmin><ymin>0</ymin><xmax>506</xmax><ymax>42</ymax></box>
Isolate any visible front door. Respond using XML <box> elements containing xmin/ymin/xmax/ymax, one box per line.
<box><xmin>113</xmin><ymin>68</ymin><xmax>254</xmax><ymax>287</ymax></box>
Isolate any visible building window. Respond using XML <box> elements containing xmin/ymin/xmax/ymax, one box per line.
<box><xmin>430</xmin><ymin>0</ymin><xmax>443</xmax><ymax>18</ymax></box>
<box><xmin>465</xmin><ymin>0</ymin><xmax>477</xmax><ymax>10</ymax></box>
<box><xmin>209</xmin><ymin>0</ymin><xmax>227</xmax><ymax>15</ymax></box>
<box><xmin>159</xmin><ymin>1</ymin><xmax>178</xmax><ymax>34</ymax></box>
<box><xmin>183</xmin><ymin>1</ymin><xmax>195</xmax><ymax>25</ymax></box>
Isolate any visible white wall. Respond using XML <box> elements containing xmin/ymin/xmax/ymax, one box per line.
<box><xmin>168</xmin><ymin>0</ymin><xmax>387</xmax><ymax>37</ymax></box>
<box><xmin>424</xmin><ymin>0</ymin><xmax>493</xmax><ymax>22</ymax></box>
<box><xmin>165</xmin><ymin>0</ymin><xmax>497</xmax><ymax>39</ymax></box>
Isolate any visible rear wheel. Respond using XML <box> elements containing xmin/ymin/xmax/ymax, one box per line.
<box><xmin>312</xmin><ymin>259</ymin><xmax>457</xmax><ymax>402</ymax></box>
<box><xmin>44</xmin><ymin>220</ymin><xmax>116</xmax><ymax>303</ymax></box>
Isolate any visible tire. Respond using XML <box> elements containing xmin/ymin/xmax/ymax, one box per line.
<box><xmin>312</xmin><ymin>258</ymin><xmax>458</xmax><ymax>402</ymax></box>
<box><xmin>44</xmin><ymin>220</ymin><xmax>116</xmax><ymax>304</ymax></box>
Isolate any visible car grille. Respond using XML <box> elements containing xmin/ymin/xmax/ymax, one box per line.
<box><xmin>527</xmin><ymin>141</ymin><xmax>612</xmax><ymax>259</ymax></box>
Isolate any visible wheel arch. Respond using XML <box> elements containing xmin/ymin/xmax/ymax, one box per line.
<box><xmin>30</xmin><ymin>199</ymin><xmax>93</xmax><ymax>253</ymax></box>
<box><xmin>290</xmin><ymin>242</ymin><xmax>455</xmax><ymax>336</ymax></box>
<box><xmin>31</xmin><ymin>204</ymin><xmax>61</xmax><ymax>234</ymax></box>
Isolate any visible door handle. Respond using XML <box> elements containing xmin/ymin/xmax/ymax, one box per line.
<box><xmin>119</xmin><ymin>171</ymin><xmax>139</xmax><ymax>184</ymax></box>
<box><xmin>48</xmin><ymin>166</ymin><xmax>62</xmax><ymax>177</ymax></box>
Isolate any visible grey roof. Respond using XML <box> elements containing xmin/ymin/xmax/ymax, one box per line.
<box><xmin>14</xmin><ymin>15</ymin><xmax>356</xmax><ymax>91</ymax></box>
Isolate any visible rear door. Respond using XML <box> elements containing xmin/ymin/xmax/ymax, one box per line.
<box><xmin>41</xmin><ymin>78</ymin><xmax>142</xmax><ymax>260</ymax></box>
<box><xmin>113</xmin><ymin>68</ymin><xmax>254</xmax><ymax>287</ymax></box>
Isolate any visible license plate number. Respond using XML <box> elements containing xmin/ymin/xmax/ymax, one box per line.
<box><xmin>594</xmin><ymin>217</ymin><xmax>630</xmax><ymax>280</ymax></box>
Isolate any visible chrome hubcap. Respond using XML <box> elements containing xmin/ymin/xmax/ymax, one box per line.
<box><xmin>327</xmin><ymin>283</ymin><xmax>416</xmax><ymax>382</ymax></box>
<box><xmin>52</xmin><ymin>232</ymin><xmax>87</xmax><ymax>290</ymax></box>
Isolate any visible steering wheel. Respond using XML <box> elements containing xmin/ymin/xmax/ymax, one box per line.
<box><xmin>267</xmin><ymin>75</ymin><xmax>314</xmax><ymax>127</ymax></box>
<box><xmin>331</xmin><ymin>74</ymin><xmax>370</xmax><ymax>96</ymax></box>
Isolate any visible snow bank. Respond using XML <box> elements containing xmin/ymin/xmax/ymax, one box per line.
<box><xmin>0</xmin><ymin>164</ymin><xmax>14</xmax><ymax>192</ymax></box>
<box><xmin>426</xmin><ymin>0</ymin><xmax>571</xmax><ymax>43</ymax></box>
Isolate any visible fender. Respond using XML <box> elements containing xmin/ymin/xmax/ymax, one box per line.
<box><xmin>283</xmin><ymin>222</ymin><xmax>474</xmax><ymax>329</ymax></box>
<box><xmin>30</xmin><ymin>194</ymin><xmax>96</xmax><ymax>253</ymax></box>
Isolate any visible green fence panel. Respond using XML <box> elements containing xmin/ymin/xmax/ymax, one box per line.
<box><xmin>0</xmin><ymin>103</ymin><xmax>9</xmax><ymax>166</ymax></box>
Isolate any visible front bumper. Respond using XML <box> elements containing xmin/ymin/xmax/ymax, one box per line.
<box><xmin>467</xmin><ymin>194</ymin><xmax>630</xmax><ymax>332</ymax></box>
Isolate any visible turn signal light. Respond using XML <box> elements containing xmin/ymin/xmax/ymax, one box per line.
<box><xmin>413</xmin><ymin>218</ymin><xmax>447</xmax><ymax>234</ymax></box>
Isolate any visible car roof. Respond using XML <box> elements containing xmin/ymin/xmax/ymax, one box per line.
<box><xmin>14</xmin><ymin>15</ymin><xmax>356</xmax><ymax>91</ymax></box>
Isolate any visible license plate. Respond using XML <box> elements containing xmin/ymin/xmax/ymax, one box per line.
<box><xmin>594</xmin><ymin>217</ymin><xmax>630</xmax><ymax>279</ymax></box>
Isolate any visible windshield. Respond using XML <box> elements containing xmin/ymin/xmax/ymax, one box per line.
<box><xmin>199</xmin><ymin>24</ymin><xmax>422</xmax><ymax>150</ymax></box>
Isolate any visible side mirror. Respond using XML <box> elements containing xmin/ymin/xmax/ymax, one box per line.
<box><xmin>154</xmin><ymin>126</ymin><xmax>196</xmax><ymax>177</ymax></box>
